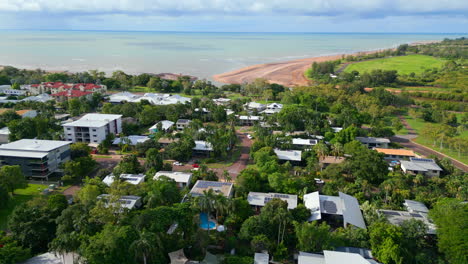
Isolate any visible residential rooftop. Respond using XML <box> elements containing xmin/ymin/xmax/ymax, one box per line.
<box><xmin>154</xmin><ymin>171</ymin><xmax>193</xmax><ymax>184</ymax></box>
<box><xmin>112</xmin><ymin>135</ymin><xmax>150</xmax><ymax>146</ymax></box>
<box><xmin>63</xmin><ymin>113</ymin><xmax>122</xmax><ymax>128</ymax></box>
<box><xmin>274</xmin><ymin>149</ymin><xmax>302</xmax><ymax>162</ymax></box>
<box><xmin>356</xmin><ymin>137</ymin><xmax>390</xmax><ymax>144</ymax></box>
<box><xmin>190</xmin><ymin>180</ymin><xmax>234</xmax><ymax>197</ymax></box>
<box><xmin>400</xmin><ymin>158</ymin><xmax>442</xmax><ymax>172</ymax></box>
<box><xmin>0</xmin><ymin>139</ymin><xmax>71</xmax><ymax>153</ymax></box>
<box><xmin>248</xmin><ymin>192</ymin><xmax>298</xmax><ymax>209</ymax></box>
<box><xmin>102</xmin><ymin>174</ymin><xmax>146</xmax><ymax>186</ymax></box>
<box><xmin>375</xmin><ymin>148</ymin><xmax>415</xmax><ymax>156</ymax></box>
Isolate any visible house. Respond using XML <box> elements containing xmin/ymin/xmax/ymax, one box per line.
<box><xmin>238</xmin><ymin>115</ymin><xmax>263</xmax><ymax>126</ymax></box>
<box><xmin>51</xmin><ymin>90</ymin><xmax>93</xmax><ymax>102</ymax></box>
<box><xmin>108</xmin><ymin>91</ymin><xmax>140</xmax><ymax>104</ymax></box>
<box><xmin>102</xmin><ymin>173</ymin><xmax>146</xmax><ymax>186</ymax></box>
<box><xmin>154</xmin><ymin>171</ymin><xmax>193</xmax><ymax>188</ymax></box>
<box><xmin>356</xmin><ymin>137</ymin><xmax>390</xmax><ymax>149</ymax></box>
<box><xmin>304</xmin><ymin>191</ymin><xmax>366</xmax><ymax>229</ymax></box>
<box><xmin>0</xmin><ymin>86</ymin><xmax>27</xmax><ymax>96</ymax></box>
<box><xmin>244</xmin><ymin>102</ymin><xmax>266</xmax><ymax>112</ymax></box>
<box><xmin>54</xmin><ymin>113</ymin><xmax>71</xmax><ymax>122</ymax></box>
<box><xmin>379</xmin><ymin>199</ymin><xmax>436</xmax><ymax>234</ymax></box>
<box><xmin>261</xmin><ymin>103</ymin><xmax>283</xmax><ymax>115</ymax></box>
<box><xmin>112</xmin><ymin>135</ymin><xmax>150</xmax><ymax>146</ymax></box>
<box><xmin>274</xmin><ymin>149</ymin><xmax>302</xmax><ymax>164</ymax></box>
<box><xmin>375</xmin><ymin>148</ymin><xmax>415</xmax><ymax>161</ymax></box>
<box><xmin>21</xmin><ymin>252</ymin><xmax>79</xmax><ymax>264</ymax></box>
<box><xmin>190</xmin><ymin>180</ymin><xmax>234</xmax><ymax>197</ymax></box>
<box><xmin>292</xmin><ymin>138</ymin><xmax>318</xmax><ymax>150</ymax></box>
<box><xmin>0</xmin><ymin>139</ymin><xmax>71</xmax><ymax>180</ymax></box>
<box><xmin>0</xmin><ymin>127</ymin><xmax>10</xmax><ymax>144</ymax></box>
<box><xmin>149</xmin><ymin>120</ymin><xmax>174</xmax><ymax>133</ymax></box>
<box><xmin>248</xmin><ymin>192</ymin><xmax>298</xmax><ymax>210</ymax></box>
<box><xmin>176</xmin><ymin>119</ymin><xmax>191</xmax><ymax>130</ymax></box>
<box><xmin>213</xmin><ymin>98</ymin><xmax>231</xmax><ymax>106</ymax></box>
<box><xmin>0</xmin><ymin>108</ymin><xmax>38</xmax><ymax>118</ymax></box>
<box><xmin>400</xmin><ymin>158</ymin><xmax>443</xmax><ymax>177</ymax></box>
<box><xmin>109</xmin><ymin>92</ymin><xmax>190</xmax><ymax>105</ymax></box>
<box><xmin>97</xmin><ymin>194</ymin><xmax>142</xmax><ymax>210</ymax></box>
<box><xmin>157</xmin><ymin>137</ymin><xmax>179</xmax><ymax>147</ymax></box>
<box><xmin>193</xmin><ymin>140</ymin><xmax>213</xmax><ymax>156</ymax></box>
<box><xmin>298</xmin><ymin>250</ymin><xmax>379</xmax><ymax>264</ymax></box>
<box><xmin>254</xmin><ymin>252</ymin><xmax>269</xmax><ymax>264</ymax></box>
<box><xmin>319</xmin><ymin>156</ymin><xmax>345</xmax><ymax>168</ymax></box>
<box><xmin>21</xmin><ymin>93</ymin><xmax>53</xmax><ymax>103</ymax></box>
<box><xmin>29</xmin><ymin>82</ymin><xmax>106</xmax><ymax>95</ymax></box>
<box><xmin>63</xmin><ymin>113</ymin><xmax>122</xmax><ymax>143</ymax></box>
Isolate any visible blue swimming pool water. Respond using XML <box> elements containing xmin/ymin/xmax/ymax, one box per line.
<box><xmin>200</xmin><ymin>213</ymin><xmax>216</xmax><ymax>229</ymax></box>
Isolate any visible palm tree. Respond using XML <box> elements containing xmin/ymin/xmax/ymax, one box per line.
<box><xmin>331</xmin><ymin>142</ymin><xmax>344</xmax><ymax>158</ymax></box>
<box><xmin>213</xmin><ymin>195</ymin><xmax>229</xmax><ymax>222</ymax></box>
<box><xmin>222</xmin><ymin>170</ymin><xmax>232</xmax><ymax>182</ymax></box>
<box><xmin>314</xmin><ymin>142</ymin><xmax>329</xmax><ymax>160</ymax></box>
<box><xmin>130</xmin><ymin>230</ymin><xmax>160</xmax><ymax>264</ymax></box>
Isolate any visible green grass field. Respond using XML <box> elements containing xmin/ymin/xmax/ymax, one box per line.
<box><xmin>344</xmin><ymin>55</ymin><xmax>446</xmax><ymax>75</ymax></box>
<box><xmin>0</xmin><ymin>184</ymin><xmax>47</xmax><ymax>230</ymax></box>
<box><xmin>384</xmin><ymin>86</ymin><xmax>451</xmax><ymax>92</ymax></box>
<box><xmin>404</xmin><ymin>115</ymin><xmax>468</xmax><ymax>164</ymax></box>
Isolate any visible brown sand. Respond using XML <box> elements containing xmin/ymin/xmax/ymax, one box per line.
<box><xmin>212</xmin><ymin>50</ymin><xmax>393</xmax><ymax>87</ymax></box>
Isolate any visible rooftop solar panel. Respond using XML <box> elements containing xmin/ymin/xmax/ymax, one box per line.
<box><xmin>410</xmin><ymin>213</ymin><xmax>423</xmax><ymax>218</ymax></box>
<box><xmin>322</xmin><ymin>200</ymin><xmax>338</xmax><ymax>214</ymax></box>
<box><xmin>383</xmin><ymin>211</ymin><xmax>401</xmax><ymax>216</ymax></box>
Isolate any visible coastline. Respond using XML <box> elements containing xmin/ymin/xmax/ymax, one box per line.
<box><xmin>212</xmin><ymin>41</ymin><xmax>440</xmax><ymax>87</ymax></box>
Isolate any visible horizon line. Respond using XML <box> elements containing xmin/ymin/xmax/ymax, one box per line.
<box><xmin>0</xmin><ymin>29</ymin><xmax>467</xmax><ymax>34</ymax></box>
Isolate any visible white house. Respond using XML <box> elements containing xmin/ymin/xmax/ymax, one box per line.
<box><xmin>304</xmin><ymin>191</ymin><xmax>366</xmax><ymax>229</ymax></box>
<box><xmin>238</xmin><ymin>115</ymin><xmax>263</xmax><ymax>126</ymax></box>
<box><xmin>274</xmin><ymin>149</ymin><xmax>302</xmax><ymax>164</ymax></box>
<box><xmin>400</xmin><ymin>158</ymin><xmax>443</xmax><ymax>177</ymax></box>
<box><xmin>149</xmin><ymin>120</ymin><xmax>174</xmax><ymax>133</ymax></box>
<box><xmin>102</xmin><ymin>173</ymin><xmax>146</xmax><ymax>186</ymax></box>
<box><xmin>154</xmin><ymin>171</ymin><xmax>193</xmax><ymax>188</ymax></box>
<box><xmin>190</xmin><ymin>180</ymin><xmax>234</xmax><ymax>197</ymax></box>
<box><xmin>292</xmin><ymin>138</ymin><xmax>318</xmax><ymax>150</ymax></box>
<box><xmin>248</xmin><ymin>192</ymin><xmax>298</xmax><ymax>210</ymax></box>
<box><xmin>176</xmin><ymin>119</ymin><xmax>191</xmax><ymax>130</ymax></box>
<box><xmin>112</xmin><ymin>135</ymin><xmax>150</xmax><ymax>146</ymax></box>
<box><xmin>63</xmin><ymin>113</ymin><xmax>122</xmax><ymax>143</ymax></box>
<box><xmin>193</xmin><ymin>140</ymin><xmax>213</xmax><ymax>155</ymax></box>
<box><xmin>0</xmin><ymin>127</ymin><xmax>10</xmax><ymax>144</ymax></box>
<box><xmin>261</xmin><ymin>103</ymin><xmax>283</xmax><ymax>115</ymax></box>
<box><xmin>244</xmin><ymin>102</ymin><xmax>266</xmax><ymax>112</ymax></box>
<box><xmin>0</xmin><ymin>139</ymin><xmax>71</xmax><ymax>180</ymax></box>
<box><xmin>379</xmin><ymin>199</ymin><xmax>436</xmax><ymax>234</ymax></box>
<box><xmin>298</xmin><ymin>250</ymin><xmax>378</xmax><ymax>264</ymax></box>
<box><xmin>97</xmin><ymin>194</ymin><xmax>142</xmax><ymax>210</ymax></box>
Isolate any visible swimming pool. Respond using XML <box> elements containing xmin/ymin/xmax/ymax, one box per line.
<box><xmin>200</xmin><ymin>213</ymin><xmax>216</xmax><ymax>230</ymax></box>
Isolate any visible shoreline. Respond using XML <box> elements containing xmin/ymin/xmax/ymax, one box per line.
<box><xmin>212</xmin><ymin>40</ymin><xmax>441</xmax><ymax>87</ymax></box>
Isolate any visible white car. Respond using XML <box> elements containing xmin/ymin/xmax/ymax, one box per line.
<box><xmin>247</xmin><ymin>134</ymin><xmax>254</xmax><ymax>139</ymax></box>
<box><xmin>173</xmin><ymin>161</ymin><xmax>183</xmax><ymax>166</ymax></box>
<box><xmin>314</xmin><ymin>178</ymin><xmax>324</xmax><ymax>184</ymax></box>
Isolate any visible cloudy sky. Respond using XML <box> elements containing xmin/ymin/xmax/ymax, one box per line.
<box><xmin>0</xmin><ymin>0</ymin><xmax>467</xmax><ymax>32</ymax></box>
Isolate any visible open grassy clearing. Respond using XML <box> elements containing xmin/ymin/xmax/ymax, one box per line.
<box><xmin>384</xmin><ymin>86</ymin><xmax>453</xmax><ymax>93</ymax></box>
<box><xmin>0</xmin><ymin>184</ymin><xmax>48</xmax><ymax>230</ymax></box>
<box><xmin>344</xmin><ymin>55</ymin><xmax>446</xmax><ymax>75</ymax></box>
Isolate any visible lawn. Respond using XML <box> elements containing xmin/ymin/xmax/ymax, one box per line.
<box><xmin>404</xmin><ymin>115</ymin><xmax>468</xmax><ymax>164</ymax></box>
<box><xmin>384</xmin><ymin>86</ymin><xmax>451</xmax><ymax>93</ymax></box>
<box><xmin>344</xmin><ymin>55</ymin><xmax>446</xmax><ymax>75</ymax></box>
<box><xmin>202</xmin><ymin>148</ymin><xmax>242</xmax><ymax>169</ymax></box>
<box><xmin>0</xmin><ymin>184</ymin><xmax>47</xmax><ymax>230</ymax></box>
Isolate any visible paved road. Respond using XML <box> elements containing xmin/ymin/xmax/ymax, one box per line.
<box><xmin>392</xmin><ymin>116</ymin><xmax>467</xmax><ymax>172</ymax></box>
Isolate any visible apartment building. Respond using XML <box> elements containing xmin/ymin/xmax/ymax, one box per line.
<box><xmin>63</xmin><ymin>113</ymin><xmax>122</xmax><ymax>143</ymax></box>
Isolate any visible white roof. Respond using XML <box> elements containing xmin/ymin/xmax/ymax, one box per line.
<box><xmin>274</xmin><ymin>149</ymin><xmax>302</xmax><ymax>161</ymax></box>
<box><xmin>102</xmin><ymin>174</ymin><xmax>146</xmax><ymax>186</ymax></box>
<box><xmin>379</xmin><ymin>209</ymin><xmax>436</xmax><ymax>234</ymax></box>
<box><xmin>323</xmin><ymin>250</ymin><xmax>372</xmax><ymax>264</ymax></box>
<box><xmin>331</xmin><ymin>127</ymin><xmax>343</xmax><ymax>133</ymax></box>
<box><xmin>267</xmin><ymin>103</ymin><xmax>283</xmax><ymax>109</ymax></box>
<box><xmin>21</xmin><ymin>93</ymin><xmax>53</xmax><ymax>103</ymax></box>
<box><xmin>150</xmin><ymin>120</ymin><xmax>175</xmax><ymax>131</ymax></box>
<box><xmin>108</xmin><ymin>91</ymin><xmax>140</xmax><ymax>103</ymax></box>
<box><xmin>193</xmin><ymin>140</ymin><xmax>213</xmax><ymax>151</ymax></box>
<box><xmin>97</xmin><ymin>194</ymin><xmax>142</xmax><ymax>210</ymax></box>
<box><xmin>254</xmin><ymin>253</ymin><xmax>269</xmax><ymax>264</ymax></box>
<box><xmin>21</xmin><ymin>252</ymin><xmax>62</xmax><ymax>264</ymax></box>
<box><xmin>0</xmin><ymin>139</ymin><xmax>71</xmax><ymax>156</ymax></box>
<box><xmin>304</xmin><ymin>191</ymin><xmax>366</xmax><ymax>229</ymax></box>
<box><xmin>245</xmin><ymin>102</ymin><xmax>266</xmax><ymax>109</ymax></box>
<box><xmin>248</xmin><ymin>192</ymin><xmax>298</xmax><ymax>209</ymax></box>
<box><xmin>298</xmin><ymin>252</ymin><xmax>325</xmax><ymax>264</ymax></box>
<box><xmin>112</xmin><ymin>135</ymin><xmax>150</xmax><ymax>146</ymax></box>
<box><xmin>239</xmin><ymin>115</ymin><xmax>263</xmax><ymax>121</ymax></box>
<box><xmin>154</xmin><ymin>171</ymin><xmax>193</xmax><ymax>184</ymax></box>
<box><xmin>0</xmin><ymin>126</ymin><xmax>10</xmax><ymax>135</ymax></box>
<box><xmin>292</xmin><ymin>138</ymin><xmax>318</xmax><ymax>146</ymax></box>
<box><xmin>63</xmin><ymin>113</ymin><xmax>122</xmax><ymax>128</ymax></box>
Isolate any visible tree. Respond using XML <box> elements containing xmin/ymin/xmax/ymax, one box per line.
<box><xmin>62</xmin><ymin>156</ymin><xmax>97</xmax><ymax>181</ymax></box>
<box><xmin>145</xmin><ymin>148</ymin><xmax>163</xmax><ymax>171</ymax></box>
<box><xmin>314</xmin><ymin>142</ymin><xmax>329</xmax><ymax>160</ymax></box>
<box><xmin>0</xmin><ymin>231</ymin><xmax>31</xmax><ymax>264</ymax></box>
<box><xmin>70</xmin><ymin>143</ymin><xmax>92</xmax><ymax>159</ymax></box>
<box><xmin>294</xmin><ymin>221</ymin><xmax>338</xmax><ymax>252</ymax></box>
<box><xmin>0</xmin><ymin>185</ymin><xmax>9</xmax><ymax>209</ymax></box>
<box><xmin>369</xmin><ymin>222</ymin><xmax>405</xmax><ymax>264</ymax></box>
<box><xmin>130</xmin><ymin>230</ymin><xmax>161</xmax><ymax>264</ymax></box>
<box><xmin>346</xmin><ymin>147</ymin><xmax>388</xmax><ymax>184</ymax></box>
<box><xmin>145</xmin><ymin>176</ymin><xmax>181</xmax><ymax>208</ymax></box>
<box><xmin>430</xmin><ymin>199</ymin><xmax>468</xmax><ymax>264</ymax></box>
<box><xmin>0</xmin><ymin>165</ymin><xmax>27</xmax><ymax>195</ymax></box>
<box><xmin>251</xmin><ymin>234</ymin><xmax>271</xmax><ymax>253</ymax></box>
<box><xmin>113</xmin><ymin>154</ymin><xmax>143</xmax><ymax>175</ymax></box>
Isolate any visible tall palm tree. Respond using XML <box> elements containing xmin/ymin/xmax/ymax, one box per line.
<box><xmin>331</xmin><ymin>142</ymin><xmax>344</xmax><ymax>158</ymax></box>
<box><xmin>213</xmin><ymin>195</ymin><xmax>229</xmax><ymax>222</ymax></box>
<box><xmin>314</xmin><ymin>142</ymin><xmax>329</xmax><ymax>160</ymax></box>
<box><xmin>130</xmin><ymin>230</ymin><xmax>160</xmax><ymax>264</ymax></box>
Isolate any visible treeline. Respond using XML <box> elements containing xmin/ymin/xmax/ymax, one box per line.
<box><xmin>406</xmin><ymin>91</ymin><xmax>467</xmax><ymax>102</ymax></box>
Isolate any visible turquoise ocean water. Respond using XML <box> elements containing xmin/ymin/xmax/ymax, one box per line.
<box><xmin>0</xmin><ymin>31</ymin><xmax>465</xmax><ymax>80</ymax></box>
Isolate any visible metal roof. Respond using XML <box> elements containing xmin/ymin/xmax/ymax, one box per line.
<box><xmin>190</xmin><ymin>180</ymin><xmax>233</xmax><ymax>197</ymax></box>
<box><xmin>292</xmin><ymin>138</ymin><xmax>318</xmax><ymax>146</ymax></box>
<box><xmin>400</xmin><ymin>159</ymin><xmax>442</xmax><ymax>172</ymax></box>
<box><xmin>102</xmin><ymin>174</ymin><xmax>146</xmax><ymax>186</ymax></box>
<box><xmin>254</xmin><ymin>253</ymin><xmax>269</xmax><ymax>264</ymax></box>
<box><xmin>248</xmin><ymin>192</ymin><xmax>298</xmax><ymax>209</ymax></box>
<box><xmin>298</xmin><ymin>252</ymin><xmax>325</xmax><ymax>264</ymax></box>
<box><xmin>323</xmin><ymin>250</ymin><xmax>372</xmax><ymax>264</ymax></box>
<box><xmin>356</xmin><ymin>137</ymin><xmax>390</xmax><ymax>144</ymax></box>
<box><xmin>112</xmin><ymin>135</ymin><xmax>150</xmax><ymax>146</ymax></box>
<box><xmin>154</xmin><ymin>171</ymin><xmax>193</xmax><ymax>184</ymax></box>
<box><xmin>274</xmin><ymin>149</ymin><xmax>302</xmax><ymax>161</ymax></box>
<box><xmin>193</xmin><ymin>140</ymin><xmax>213</xmax><ymax>151</ymax></box>
<box><xmin>404</xmin><ymin>200</ymin><xmax>429</xmax><ymax>213</ymax></box>
<box><xmin>340</xmin><ymin>192</ymin><xmax>367</xmax><ymax>229</ymax></box>
<box><xmin>63</xmin><ymin>113</ymin><xmax>122</xmax><ymax>128</ymax></box>
<box><xmin>0</xmin><ymin>139</ymin><xmax>71</xmax><ymax>152</ymax></box>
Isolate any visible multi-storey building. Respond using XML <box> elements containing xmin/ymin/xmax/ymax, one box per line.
<box><xmin>63</xmin><ymin>113</ymin><xmax>122</xmax><ymax>143</ymax></box>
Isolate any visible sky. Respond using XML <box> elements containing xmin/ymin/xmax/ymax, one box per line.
<box><xmin>0</xmin><ymin>0</ymin><xmax>467</xmax><ymax>33</ymax></box>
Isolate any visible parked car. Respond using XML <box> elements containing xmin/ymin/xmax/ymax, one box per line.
<box><xmin>314</xmin><ymin>178</ymin><xmax>324</xmax><ymax>184</ymax></box>
<box><xmin>192</xmin><ymin>163</ymin><xmax>200</xmax><ymax>168</ymax></box>
<box><xmin>173</xmin><ymin>161</ymin><xmax>183</xmax><ymax>166</ymax></box>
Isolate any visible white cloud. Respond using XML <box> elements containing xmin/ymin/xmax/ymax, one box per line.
<box><xmin>0</xmin><ymin>0</ymin><xmax>466</xmax><ymax>17</ymax></box>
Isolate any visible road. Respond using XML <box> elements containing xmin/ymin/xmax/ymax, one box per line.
<box><xmin>391</xmin><ymin>116</ymin><xmax>468</xmax><ymax>172</ymax></box>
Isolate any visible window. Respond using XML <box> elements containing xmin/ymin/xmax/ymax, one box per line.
<box><xmin>67</xmin><ymin>128</ymin><xmax>71</xmax><ymax>130</ymax></box>
<box><xmin>93</xmin><ymin>140</ymin><xmax>98</xmax><ymax>142</ymax></box>
<box><xmin>92</xmin><ymin>129</ymin><xmax>96</xmax><ymax>132</ymax></box>
<box><xmin>93</xmin><ymin>135</ymin><xmax>97</xmax><ymax>137</ymax></box>
<box><xmin>67</xmin><ymin>134</ymin><xmax>72</xmax><ymax>136</ymax></box>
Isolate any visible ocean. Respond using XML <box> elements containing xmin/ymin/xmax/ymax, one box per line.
<box><xmin>0</xmin><ymin>31</ymin><xmax>464</xmax><ymax>80</ymax></box>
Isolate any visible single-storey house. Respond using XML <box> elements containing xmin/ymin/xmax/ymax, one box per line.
<box><xmin>400</xmin><ymin>158</ymin><xmax>443</xmax><ymax>177</ymax></box>
<box><xmin>176</xmin><ymin>119</ymin><xmax>191</xmax><ymax>130</ymax></box>
<box><xmin>238</xmin><ymin>115</ymin><xmax>263</xmax><ymax>126</ymax></box>
<box><xmin>112</xmin><ymin>135</ymin><xmax>150</xmax><ymax>146</ymax></box>
<box><xmin>292</xmin><ymin>138</ymin><xmax>318</xmax><ymax>150</ymax></box>
<box><xmin>319</xmin><ymin>156</ymin><xmax>346</xmax><ymax>168</ymax></box>
<box><xmin>274</xmin><ymin>149</ymin><xmax>302</xmax><ymax>164</ymax></box>
<box><xmin>193</xmin><ymin>140</ymin><xmax>213</xmax><ymax>156</ymax></box>
<box><xmin>298</xmin><ymin>250</ymin><xmax>379</xmax><ymax>264</ymax></box>
<box><xmin>149</xmin><ymin>120</ymin><xmax>175</xmax><ymax>133</ymax></box>
<box><xmin>102</xmin><ymin>173</ymin><xmax>146</xmax><ymax>186</ymax></box>
<box><xmin>379</xmin><ymin>199</ymin><xmax>436</xmax><ymax>234</ymax></box>
<box><xmin>154</xmin><ymin>171</ymin><xmax>193</xmax><ymax>188</ymax></box>
<box><xmin>356</xmin><ymin>137</ymin><xmax>390</xmax><ymax>149</ymax></box>
<box><xmin>97</xmin><ymin>194</ymin><xmax>143</xmax><ymax>210</ymax></box>
<box><xmin>375</xmin><ymin>148</ymin><xmax>415</xmax><ymax>161</ymax></box>
<box><xmin>248</xmin><ymin>192</ymin><xmax>298</xmax><ymax>210</ymax></box>
<box><xmin>190</xmin><ymin>180</ymin><xmax>234</xmax><ymax>197</ymax></box>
